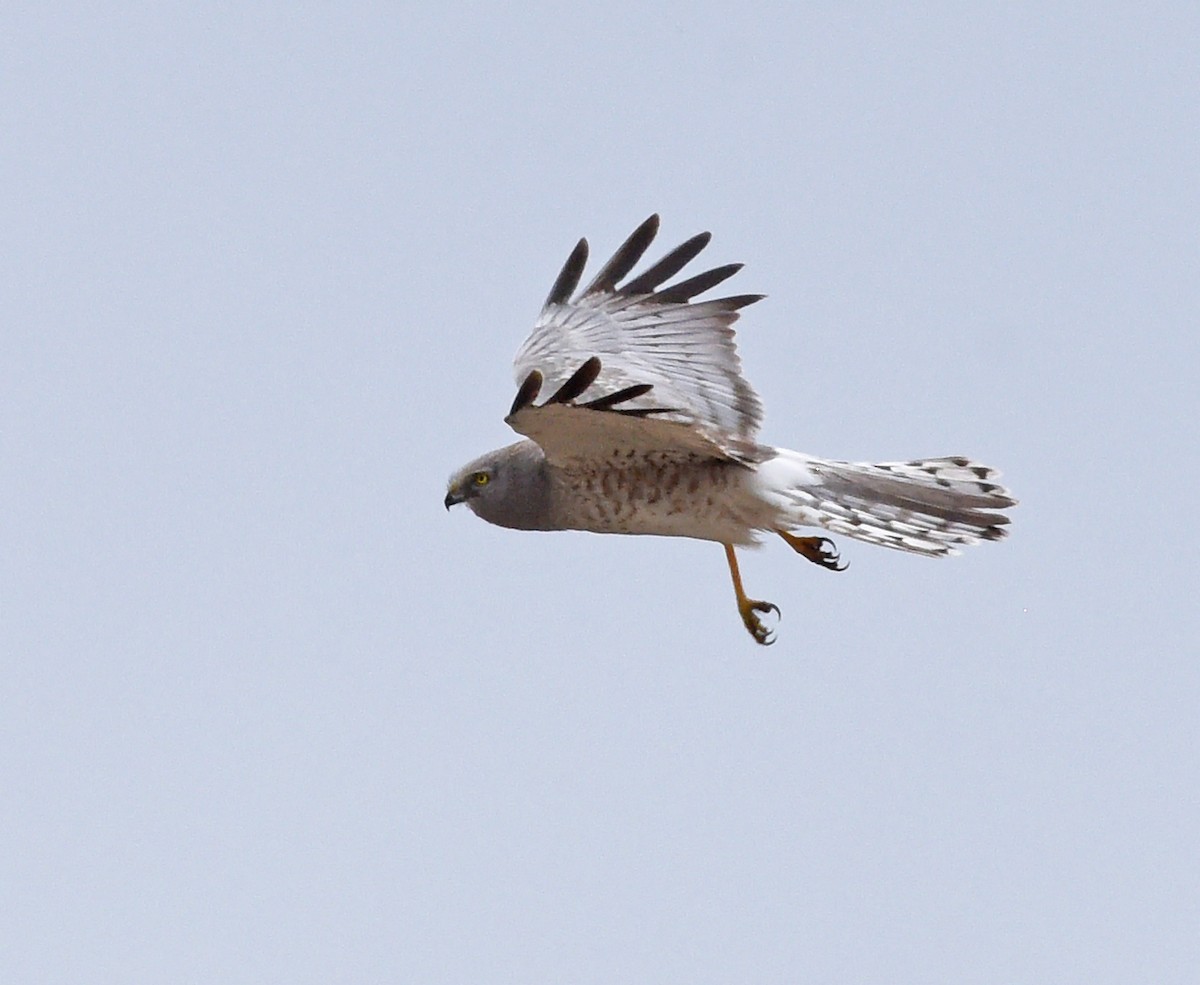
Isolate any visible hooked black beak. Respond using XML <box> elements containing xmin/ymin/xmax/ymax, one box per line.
<box><xmin>444</xmin><ymin>486</ymin><xmax>465</xmax><ymax>510</ymax></box>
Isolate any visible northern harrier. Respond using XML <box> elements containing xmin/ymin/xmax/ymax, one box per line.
<box><xmin>445</xmin><ymin>216</ymin><xmax>1015</xmax><ymax>644</ymax></box>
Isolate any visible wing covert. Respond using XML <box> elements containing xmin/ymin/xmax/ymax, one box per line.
<box><xmin>505</xmin><ymin>359</ymin><xmax>748</xmax><ymax>468</ymax></box>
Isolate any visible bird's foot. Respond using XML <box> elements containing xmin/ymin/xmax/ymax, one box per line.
<box><xmin>738</xmin><ymin>597</ymin><xmax>780</xmax><ymax>646</ymax></box>
<box><xmin>779</xmin><ymin>532</ymin><xmax>848</xmax><ymax>571</ymax></box>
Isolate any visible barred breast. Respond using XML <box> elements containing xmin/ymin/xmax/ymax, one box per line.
<box><xmin>549</xmin><ymin>455</ymin><xmax>773</xmax><ymax>545</ymax></box>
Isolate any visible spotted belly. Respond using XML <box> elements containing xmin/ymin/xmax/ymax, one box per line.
<box><xmin>552</xmin><ymin>458</ymin><xmax>771</xmax><ymax>545</ymax></box>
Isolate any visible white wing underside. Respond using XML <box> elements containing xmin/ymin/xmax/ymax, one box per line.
<box><xmin>509</xmin><ymin>215</ymin><xmax>767</xmax><ymax>466</ymax></box>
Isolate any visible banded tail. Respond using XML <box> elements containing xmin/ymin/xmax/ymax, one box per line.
<box><xmin>759</xmin><ymin>451</ymin><xmax>1017</xmax><ymax>557</ymax></box>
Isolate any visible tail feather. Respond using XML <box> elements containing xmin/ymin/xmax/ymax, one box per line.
<box><xmin>760</xmin><ymin>451</ymin><xmax>1016</xmax><ymax>557</ymax></box>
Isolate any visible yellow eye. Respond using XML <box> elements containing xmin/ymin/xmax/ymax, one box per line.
<box><xmin>472</xmin><ymin>472</ymin><xmax>490</xmax><ymax>487</ymax></box>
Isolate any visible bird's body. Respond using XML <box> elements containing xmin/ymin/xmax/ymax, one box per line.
<box><xmin>445</xmin><ymin>216</ymin><xmax>1015</xmax><ymax>643</ymax></box>
<box><xmin>459</xmin><ymin>438</ymin><xmax>1010</xmax><ymax>551</ymax></box>
<box><xmin>558</xmin><ymin>453</ymin><xmax>761</xmax><ymax>543</ymax></box>
<box><xmin>502</xmin><ymin>438</ymin><xmax>766</xmax><ymax>543</ymax></box>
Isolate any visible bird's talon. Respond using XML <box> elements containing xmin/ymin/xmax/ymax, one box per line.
<box><xmin>779</xmin><ymin>531</ymin><xmax>846</xmax><ymax>571</ymax></box>
<box><xmin>814</xmin><ymin>537</ymin><xmax>848</xmax><ymax>571</ymax></box>
<box><xmin>739</xmin><ymin>598</ymin><xmax>781</xmax><ymax>646</ymax></box>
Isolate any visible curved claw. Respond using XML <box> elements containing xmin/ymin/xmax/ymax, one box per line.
<box><xmin>779</xmin><ymin>531</ymin><xmax>849</xmax><ymax>572</ymax></box>
<box><xmin>813</xmin><ymin>537</ymin><xmax>849</xmax><ymax>572</ymax></box>
<box><xmin>739</xmin><ymin>598</ymin><xmax>781</xmax><ymax>646</ymax></box>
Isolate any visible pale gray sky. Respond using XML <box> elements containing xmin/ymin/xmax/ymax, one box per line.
<box><xmin>4</xmin><ymin>4</ymin><xmax>1198</xmax><ymax>982</ymax></box>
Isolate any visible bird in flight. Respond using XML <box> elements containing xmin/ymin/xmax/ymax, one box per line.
<box><xmin>445</xmin><ymin>216</ymin><xmax>1015</xmax><ymax>644</ymax></box>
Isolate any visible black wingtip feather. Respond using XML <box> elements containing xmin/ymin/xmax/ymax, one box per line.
<box><xmin>620</xmin><ymin>231</ymin><xmax>712</xmax><ymax>296</ymax></box>
<box><xmin>544</xmin><ymin>238</ymin><xmax>589</xmax><ymax>307</ymax></box>
<box><xmin>547</xmin><ymin>357</ymin><xmax>602</xmax><ymax>404</ymax></box>
<box><xmin>650</xmin><ymin>263</ymin><xmax>743</xmax><ymax>303</ymax></box>
<box><xmin>615</xmin><ymin>406</ymin><xmax>681</xmax><ymax>418</ymax></box>
<box><xmin>582</xmin><ymin>383</ymin><xmax>654</xmax><ymax>411</ymax></box>
<box><xmin>580</xmin><ymin>215</ymin><xmax>660</xmax><ymax>297</ymax></box>
<box><xmin>715</xmin><ymin>294</ymin><xmax>766</xmax><ymax>311</ymax></box>
<box><xmin>509</xmin><ymin>369</ymin><xmax>543</xmax><ymax>416</ymax></box>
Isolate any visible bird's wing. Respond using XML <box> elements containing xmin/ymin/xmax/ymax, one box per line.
<box><xmin>509</xmin><ymin>215</ymin><xmax>767</xmax><ymax>465</ymax></box>
<box><xmin>504</xmin><ymin>356</ymin><xmax>755</xmax><ymax>467</ymax></box>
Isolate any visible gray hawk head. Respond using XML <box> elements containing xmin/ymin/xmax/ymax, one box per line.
<box><xmin>443</xmin><ymin>441</ymin><xmax>554</xmax><ymax>532</ymax></box>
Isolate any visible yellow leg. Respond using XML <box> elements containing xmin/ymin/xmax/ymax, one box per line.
<box><xmin>723</xmin><ymin>543</ymin><xmax>780</xmax><ymax>646</ymax></box>
<box><xmin>778</xmin><ymin>531</ymin><xmax>848</xmax><ymax>571</ymax></box>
